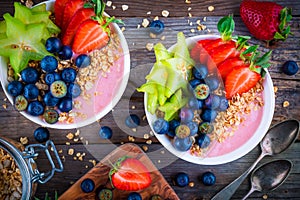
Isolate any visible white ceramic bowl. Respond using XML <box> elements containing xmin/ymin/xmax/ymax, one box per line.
<box><xmin>0</xmin><ymin>0</ymin><xmax>130</xmax><ymax>129</ymax></box>
<box><xmin>145</xmin><ymin>35</ymin><xmax>275</xmax><ymax>165</ymax></box>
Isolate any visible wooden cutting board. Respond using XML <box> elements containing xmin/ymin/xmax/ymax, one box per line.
<box><xmin>59</xmin><ymin>143</ymin><xmax>179</xmax><ymax>200</ymax></box>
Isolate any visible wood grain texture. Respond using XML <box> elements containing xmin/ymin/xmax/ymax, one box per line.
<box><xmin>0</xmin><ymin>0</ymin><xmax>299</xmax><ymax>199</ymax></box>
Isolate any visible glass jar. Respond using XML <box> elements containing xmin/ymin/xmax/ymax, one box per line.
<box><xmin>0</xmin><ymin>137</ymin><xmax>63</xmax><ymax>200</ymax></box>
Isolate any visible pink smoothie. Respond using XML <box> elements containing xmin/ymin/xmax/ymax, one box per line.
<box><xmin>70</xmin><ymin>56</ymin><xmax>125</xmax><ymax>123</ymax></box>
<box><xmin>207</xmin><ymin>105</ymin><xmax>263</xmax><ymax>157</ymax></box>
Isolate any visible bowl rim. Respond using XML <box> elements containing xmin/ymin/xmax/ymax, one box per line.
<box><xmin>0</xmin><ymin>0</ymin><xmax>130</xmax><ymax>129</ymax></box>
<box><xmin>145</xmin><ymin>34</ymin><xmax>275</xmax><ymax>165</ymax></box>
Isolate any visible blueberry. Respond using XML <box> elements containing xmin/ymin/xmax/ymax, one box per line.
<box><xmin>45</xmin><ymin>37</ymin><xmax>62</xmax><ymax>53</ymax></box>
<box><xmin>193</xmin><ymin>83</ymin><xmax>210</xmax><ymax>100</ymax></box>
<box><xmin>189</xmin><ymin>79</ymin><xmax>203</xmax><ymax>89</ymax></box>
<box><xmin>149</xmin><ymin>20</ymin><xmax>164</xmax><ymax>35</ymax></box>
<box><xmin>201</xmin><ymin>171</ymin><xmax>216</xmax><ymax>186</ymax></box>
<box><xmin>174</xmin><ymin>172</ymin><xmax>189</xmax><ymax>187</ymax></box>
<box><xmin>14</xmin><ymin>95</ymin><xmax>28</xmax><ymax>111</ymax></box>
<box><xmin>99</xmin><ymin>126</ymin><xmax>113</xmax><ymax>139</ymax></box>
<box><xmin>193</xmin><ymin>64</ymin><xmax>208</xmax><ymax>80</ymax></box>
<box><xmin>7</xmin><ymin>81</ymin><xmax>23</xmax><ymax>96</ymax></box>
<box><xmin>173</xmin><ymin>136</ymin><xmax>192</xmax><ymax>152</ymax></box>
<box><xmin>218</xmin><ymin>96</ymin><xmax>229</xmax><ymax>111</ymax></box>
<box><xmin>205</xmin><ymin>76</ymin><xmax>220</xmax><ymax>91</ymax></box>
<box><xmin>153</xmin><ymin>118</ymin><xmax>169</xmax><ymax>134</ymax></box>
<box><xmin>50</xmin><ymin>80</ymin><xmax>67</xmax><ymax>98</ymax></box>
<box><xmin>127</xmin><ymin>192</ymin><xmax>142</xmax><ymax>200</ymax></box>
<box><xmin>58</xmin><ymin>45</ymin><xmax>73</xmax><ymax>60</ymax></box>
<box><xmin>125</xmin><ymin>114</ymin><xmax>140</xmax><ymax>128</ymax></box>
<box><xmin>40</xmin><ymin>55</ymin><xmax>58</xmax><ymax>73</ymax></box>
<box><xmin>75</xmin><ymin>54</ymin><xmax>91</xmax><ymax>68</ymax></box>
<box><xmin>201</xmin><ymin>109</ymin><xmax>217</xmax><ymax>122</ymax></box>
<box><xmin>27</xmin><ymin>101</ymin><xmax>44</xmax><ymax>116</ymax></box>
<box><xmin>20</xmin><ymin>67</ymin><xmax>39</xmax><ymax>83</ymax></box>
<box><xmin>175</xmin><ymin>124</ymin><xmax>191</xmax><ymax>138</ymax></box>
<box><xmin>43</xmin><ymin>92</ymin><xmax>60</xmax><ymax>107</ymax></box>
<box><xmin>186</xmin><ymin>121</ymin><xmax>198</xmax><ymax>136</ymax></box>
<box><xmin>198</xmin><ymin>122</ymin><xmax>214</xmax><ymax>134</ymax></box>
<box><xmin>61</xmin><ymin>68</ymin><xmax>77</xmax><ymax>83</ymax></box>
<box><xmin>33</xmin><ymin>127</ymin><xmax>50</xmax><ymax>143</ymax></box>
<box><xmin>23</xmin><ymin>84</ymin><xmax>39</xmax><ymax>100</ymax></box>
<box><xmin>67</xmin><ymin>83</ymin><xmax>81</xmax><ymax>98</ymax></box>
<box><xmin>44</xmin><ymin>72</ymin><xmax>61</xmax><ymax>85</ymax></box>
<box><xmin>167</xmin><ymin>130</ymin><xmax>176</xmax><ymax>138</ymax></box>
<box><xmin>58</xmin><ymin>97</ymin><xmax>72</xmax><ymax>112</ymax></box>
<box><xmin>282</xmin><ymin>61</ymin><xmax>299</xmax><ymax>75</ymax></box>
<box><xmin>179</xmin><ymin>107</ymin><xmax>194</xmax><ymax>123</ymax></box>
<box><xmin>43</xmin><ymin>109</ymin><xmax>59</xmax><ymax>124</ymax></box>
<box><xmin>204</xmin><ymin>94</ymin><xmax>221</xmax><ymax>109</ymax></box>
<box><xmin>81</xmin><ymin>178</ymin><xmax>95</xmax><ymax>193</ymax></box>
<box><xmin>197</xmin><ymin>134</ymin><xmax>210</xmax><ymax>148</ymax></box>
<box><xmin>169</xmin><ymin>119</ymin><xmax>180</xmax><ymax>131</ymax></box>
<box><xmin>188</xmin><ymin>98</ymin><xmax>200</xmax><ymax>109</ymax></box>
<box><xmin>97</xmin><ymin>188</ymin><xmax>113</xmax><ymax>200</ymax></box>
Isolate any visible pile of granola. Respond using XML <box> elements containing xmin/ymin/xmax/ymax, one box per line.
<box><xmin>0</xmin><ymin>148</ymin><xmax>22</xmax><ymax>200</ymax></box>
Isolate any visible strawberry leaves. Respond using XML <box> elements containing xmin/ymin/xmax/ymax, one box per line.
<box><xmin>274</xmin><ymin>7</ymin><xmax>293</xmax><ymax>40</ymax></box>
<box><xmin>217</xmin><ymin>15</ymin><xmax>235</xmax><ymax>41</ymax></box>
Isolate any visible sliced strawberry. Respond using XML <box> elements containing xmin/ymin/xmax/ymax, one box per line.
<box><xmin>61</xmin><ymin>0</ymin><xmax>85</xmax><ymax>32</ymax></box>
<box><xmin>54</xmin><ymin>0</ymin><xmax>69</xmax><ymax>27</ymax></box>
<box><xmin>225</xmin><ymin>66</ymin><xmax>261</xmax><ymax>99</ymax></box>
<box><xmin>199</xmin><ymin>38</ymin><xmax>227</xmax><ymax>64</ymax></box>
<box><xmin>190</xmin><ymin>39</ymin><xmax>211</xmax><ymax>63</ymax></box>
<box><xmin>72</xmin><ymin>19</ymin><xmax>109</xmax><ymax>54</ymax></box>
<box><xmin>62</xmin><ymin>8</ymin><xmax>95</xmax><ymax>46</ymax></box>
<box><xmin>218</xmin><ymin>57</ymin><xmax>247</xmax><ymax>81</ymax></box>
<box><xmin>109</xmin><ymin>157</ymin><xmax>152</xmax><ymax>191</ymax></box>
<box><xmin>206</xmin><ymin>41</ymin><xmax>239</xmax><ymax>71</ymax></box>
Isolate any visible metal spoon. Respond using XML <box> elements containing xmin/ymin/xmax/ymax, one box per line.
<box><xmin>242</xmin><ymin>159</ymin><xmax>292</xmax><ymax>200</ymax></box>
<box><xmin>212</xmin><ymin>119</ymin><xmax>299</xmax><ymax>200</ymax></box>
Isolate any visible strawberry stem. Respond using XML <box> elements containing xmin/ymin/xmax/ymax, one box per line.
<box><xmin>274</xmin><ymin>7</ymin><xmax>292</xmax><ymax>41</ymax></box>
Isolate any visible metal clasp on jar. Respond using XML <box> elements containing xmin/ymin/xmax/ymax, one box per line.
<box><xmin>22</xmin><ymin>140</ymin><xmax>64</xmax><ymax>184</ymax></box>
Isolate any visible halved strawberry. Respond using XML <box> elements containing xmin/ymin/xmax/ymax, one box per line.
<box><xmin>61</xmin><ymin>0</ymin><xmax>85</xmax><ymax>32</ymax></box>
<box><xmin>225</xmin><ymin>65</ymin><xmax>261</xmax><ymax>99</ymax></box>
<box><xmin>218</xmin><ymin>57</ymin><xmax>247</xmax><ymax>80</ymax></box>
<box><xmin>54</xmin><ymin>0</ymin><xmax>69</xmax><ymax>27</ymax></box>
<box><xmin>190</xmin><ymin>39</ymin><xmax>211</xmax><ymax>63</ymax></box>
<box><xmin>199</xmin><ymin>38</ymin><xmax>225</xmax><ymax>64</ymax></box>
<box><xmin>72</xmin><ymin>19</ymin><xmax>109</xmax><ymax>54</ymax></box>
<box><xmin>109</xmin><ymin>157</ymin><xmax>152</xmax><ymax>191</ymax></box>
<box><xmin>206</xmin><ymin>41</ymin><xmax>239</xmax><ymax>71</ymax></box>
<box><xmin>62</xmin><ymin>8</ymin><xmax>95</xmax><ymax>46</ymax></box>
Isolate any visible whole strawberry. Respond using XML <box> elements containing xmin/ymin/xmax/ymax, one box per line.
<box><xmin>240</xmin><ymin>0</ymin><xmax>292</xmax><ymax>42</ymax></box>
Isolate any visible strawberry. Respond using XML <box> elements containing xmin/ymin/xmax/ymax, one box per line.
<box><xmin>224</xmin><ymin>46</ymin><xmax>272</xmax><ymax>99</ymax></box>
<box><xmin>218</xmin><ymin>57</ymin><xmax>246</xmax><ymax>80</ymax></box>
<box><xmin>240</xmin><ymin>0</ymin><xmax>292</xmax><ymax>42</ymax></box>
<box><xmin>61</xmin><ymin>0</ymin><xmax>85</xmax><ymax>32</ymax></box>
<box><xmin>72</xmin><ymin>0</ymin><xmax>123</xmax><ymax>54</ymax></box>
<box><xmin>206</xmin><ymin>40</ymin><xmax>239</xmax><ymax>71</ymax></box>
<box><xmin>54</xmin><ymin>0</ymin><xmax>69</xmax><ymax>27</ymax></box>
<box><xmin>225</xmin><ymin>66</ymin><xmax>260</xmax><ymax>99</ymax></box>
<box><xmin>190</xmin><ymin>39</ymin><xmax>211</xmax><ymax>63</ymax></box>
<box><xmin>109</xmin><ymin>157</ymin><xmax>152</xmax><ymax>191</ymax></box>
<box><xmin>72</xmin><ymin>19</ymin><xmax>109</xmax><ymax>54</ymax></box>
<box><xmin>62</xmin><ymin>8</ymin><xmax>94</xmax><ymax>46</ymax></box>
<box><xmin>199</xmin><ymin>38</ymin><xmax>226</xmax><ymax>64</ymax></box>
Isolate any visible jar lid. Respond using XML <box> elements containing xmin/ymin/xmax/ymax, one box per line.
<box><xmin>0</xmin><ymin>138</ymin><xmax>32</xmax><ymax>200</ymax></box>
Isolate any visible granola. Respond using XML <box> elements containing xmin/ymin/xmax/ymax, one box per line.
<box><xmin>0</xmin><ymin>148</ymin><xmax>22</xmax><ymax>200</ymax></box>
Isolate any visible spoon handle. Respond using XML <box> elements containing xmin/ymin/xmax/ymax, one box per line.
<box><xmin>242</xmin><ymin>185</ymin><xmax>257</xmax><ymax>200</ymax></box>
<box><xmin>211</xmin><ymin>153</ymin><xmax>265</xmax><ymax>200</ymax></box>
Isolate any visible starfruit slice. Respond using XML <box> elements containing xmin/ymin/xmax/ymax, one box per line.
<box><xmin>0</xmin><ymin>13</ymin><xmax>51</xmax><ymax>78</ymax></box>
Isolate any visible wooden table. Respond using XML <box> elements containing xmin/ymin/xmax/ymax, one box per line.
<box><xmin>0</xmin><ymin>0</ymin><xmax>299</xmax><ymax>199</ymax></box>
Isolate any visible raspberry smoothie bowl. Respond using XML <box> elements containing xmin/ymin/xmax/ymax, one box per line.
<box><xmin>138</xmin><ymin>16</ymin><xmax>275</xmax><ymax>165</ymax></box>
<box><xmin>0</xmin><ymin>0</ymin><xmax>130</xmax><ymax>129</ymax></box>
